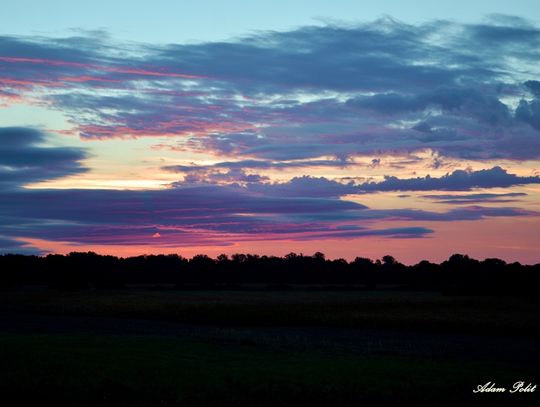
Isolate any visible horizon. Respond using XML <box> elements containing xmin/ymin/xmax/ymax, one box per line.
<box><xmin>1</xmin><ymin>2</ymin><xmax>540</xmax><ymax>264</ymax></box>
<box><xmin>2</xmin><ymin>250</ymin><xmax>538</xmax><ymax>266</ymax></box>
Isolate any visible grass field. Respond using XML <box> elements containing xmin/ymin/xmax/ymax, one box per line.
<box><xmin>1</xmin><ymin>289</ymin><xmax>540</xmax><ymax>334</ymax></box>
<box><xmin>1</xmin><ymin>289</ymin><xmax>539</xmax><ymax>406</ymax></box>
<box><xmin>0</xmin><ymin>334</ymin><xmax>538</xmax><ymax>406</ymax></box>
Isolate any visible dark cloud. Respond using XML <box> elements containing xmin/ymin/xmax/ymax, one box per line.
<box><xmin>0</xmin><ymin>185</ymin><xmax>365</xmax><ymax>233</ymax></box>
<box><xmin>464</xmin><ymin>17</ymin><xmax>540</xmax><ymax>51</ymax></box>
<box><xmin>515</xmin><ymin>98</ymin><xmax>540</xmax><ymax>130</ymax></box>
<box><xmin>170</xmin><ymin>26</ymin><xmax>464</xmax><ymax>92</ymax></box>
<box><xmin>0</xmin><ymin>236</ymin><xmax>42</xmax><ymax>255</ymax></box>
<box><xmin>347</xmin><ymin>87</ymin><xmax>511</xmax><ymax>125</ymax></box>
<box><xmin>0</xmin><ymin>184</ymin><xmax>374</xmax><ymax>249</ymax></box>
<box><xmin>0</xmin><ymin>127</ymin><xmax>88</xmax><ymax>188</ymax></box>
<box><xmin>524</xmin><ymin>80</ymin><xmax>540</xmax><ymax>97</ymax></box>
<box><xmin>357</xmin><ymin>167</ymin><xmax>540</xmax><ymax>192</ymax></box>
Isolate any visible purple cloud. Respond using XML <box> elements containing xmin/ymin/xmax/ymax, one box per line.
<box><xmin>0</xmin><ymin>179</ymin><xmax>536</xmax><ymax>252</ymax></box>
<box><xmin>422</xmin><ymin>192</ymin><xmax>527</xmax><ymax>204</ymax></box>
<box><xmin>357</xmin><ymin>167</ymin><xmax>540</xmax><ymax>192</ymax></box>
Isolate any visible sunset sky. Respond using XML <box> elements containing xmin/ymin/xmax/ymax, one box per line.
<box><xmin>1</xmin><ymin>1</ymin><xmax>539</xmax><ymax>263</ymax></box>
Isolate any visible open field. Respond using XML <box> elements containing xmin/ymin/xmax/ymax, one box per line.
<box><xmin>1</xmin><ymin>289</ymin><xmax>540</xmax><ymax>334</ymax></box>
<box><xmin>1</xmin><ymin>333</ymin><xmax>538</xmax><ymax>407</ymax></box>
<box><xmin>1</xmin><ymin>289</ymin><xmax>539</xmax><ymax>406</ymax></box>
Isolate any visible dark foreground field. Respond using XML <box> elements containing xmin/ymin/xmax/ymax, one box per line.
<box><xmin>1</xmin><ymin>289</ymin><xmax>539</xmax><ymax>406</ymax></box>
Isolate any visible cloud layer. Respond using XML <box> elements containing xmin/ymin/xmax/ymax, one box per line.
<box><xmin>1</xmin><ymin>16</ymin><xmax>540</xmax><ymax>165</ymax></box>
<box><xmin>1</xmin><ymin>179</ymin><xmax>536</xmax><ymax>251</ymax></box>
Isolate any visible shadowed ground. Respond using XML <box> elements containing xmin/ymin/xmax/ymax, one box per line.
<box><xmin>0</xmin><ymin>289</ymin><xmax>539</xmax><ymax>406</ymax></box>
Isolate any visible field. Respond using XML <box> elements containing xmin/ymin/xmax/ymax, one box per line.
<box><xmin>1</xmin><ymin>289</ymin><xmax>539</xmax><ymax>406</ymax></box>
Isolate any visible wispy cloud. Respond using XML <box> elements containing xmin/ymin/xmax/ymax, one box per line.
<box><xmin>422</xmin><ymin>192</ymin><xmax>527</xmax><ymax>204</ymax></box>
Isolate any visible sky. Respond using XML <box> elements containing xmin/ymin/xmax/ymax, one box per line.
<box><xmin>1</xmin><ymin>1</ymin><xmax>540</xmax><ymax>264</ymax></box>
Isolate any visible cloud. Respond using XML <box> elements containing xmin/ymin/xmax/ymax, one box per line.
<box><xmin>347</xmin><ymin>86</ymin><xmax>511</xmax><ymax>125</ymax></box>
<box><xmin>162</xmin><ymin>158</ymin><xmax>351</xmax><ymax>173</ymax></box>
<box><xmin>248</xmin><ymin>176</ymin><xmax>359</xmax><ymax>198</ymax></box>
<box><xmin>422</xmin><ymin>192</ymin><xmax>527</xmax><ymax>204</ymax></box>
<box><xmin>524</xmin><ymin>80</ymin><xmax>540</xmax><ymax>97</ymax></box>
<box><xmin>0</xmin><ymin>184</ymin><xmax>374</xmax><ymax>248</ymax></box>
<box><xmin>0</xmin><ymin>17</ymin><xmax>539</xmax><ymax>163</ymax></box>
<box><xmin>357</xmin><ymin>167</ymin><xmax>540</xmax><ymax>192</ymax></box>
<box><xmin>0</xmin><ymin>177</ymin><xmax>536</xmax><ymax>252</ymax></box>
<box><xmin>0</xmin><ymin>127</ymin><xmax>88</xmax><ymax>188</ymax></box>
<box><xmin>364</xmin><ymin>206</ymin><xmax>534</xmax><ymax>222</ymax></box>
<box><xmin>178</xmin><ymin>168</ymin><xmax>269</xmax><ymax>184</ymax></box>
<box><xmin>0</xmin><ymin>236</ymin><xmax>42</xmax><ymax>255</ymax></box>
<box><xmin>515</xmin><ymin>98</ymin><xmax>540</xmax><ymax>130</ymax></box>
<box><xmin>287</xmin><ymin>226</ymin><xmax>433</xmax><ymax>241</ymax></box>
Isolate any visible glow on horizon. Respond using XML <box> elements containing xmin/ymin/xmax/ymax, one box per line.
<box><xmin>17</xmin><ymin>214</ymin><xmax>540</xmax><ymax>265</ymax></box>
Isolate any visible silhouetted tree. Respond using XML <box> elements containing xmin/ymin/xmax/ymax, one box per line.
<box><xmin>0</xmin><ymin>251</ymin><xmax>538</xmax><ymax>295</ymax></box>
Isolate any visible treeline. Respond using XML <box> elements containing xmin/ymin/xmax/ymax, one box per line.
<box><xmin>1</xmin><ymin>252</ymin><xmax>539</xmax><ymax>294</ymax></box>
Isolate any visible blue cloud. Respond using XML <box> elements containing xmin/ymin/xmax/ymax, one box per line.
<box><xmin>0</xmin><ymin>127</ymin><xmax>88</xmax><ymax>188</ymax></box>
